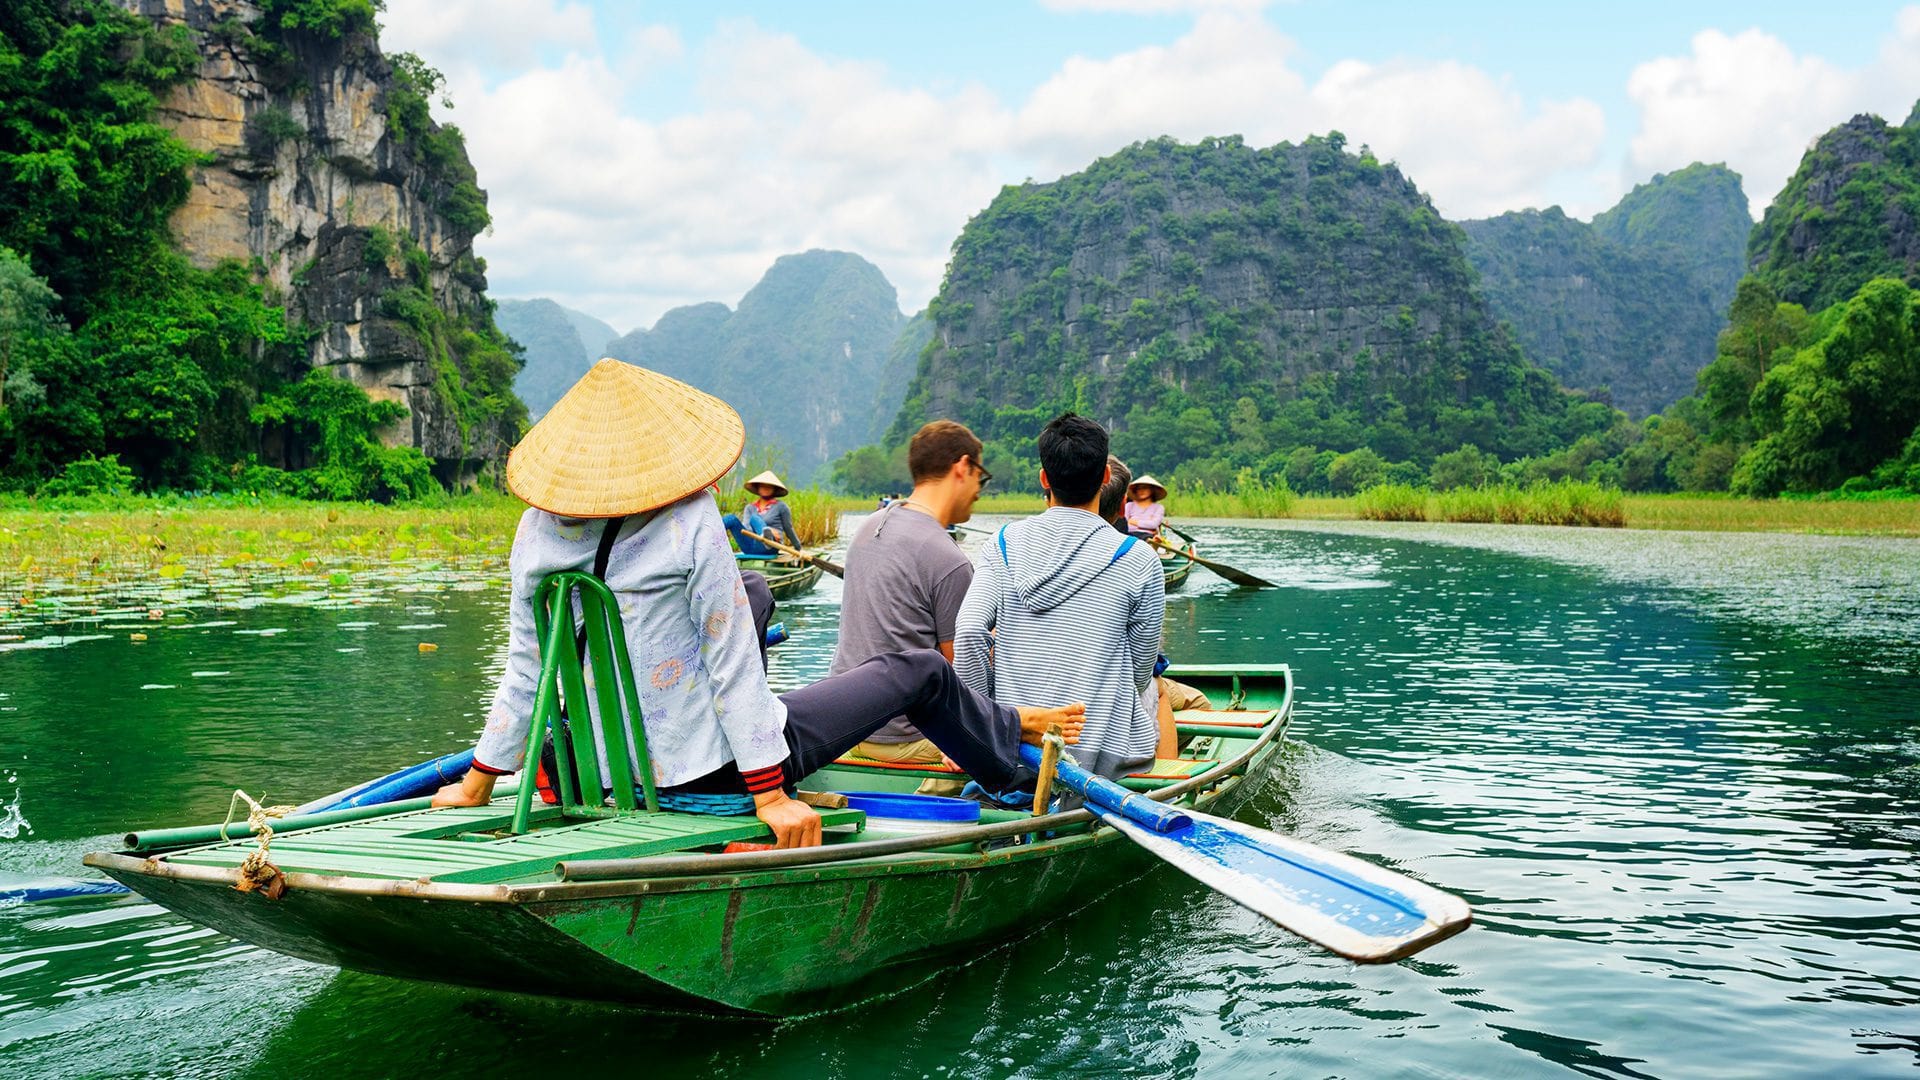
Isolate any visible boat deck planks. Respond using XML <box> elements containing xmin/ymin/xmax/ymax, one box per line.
<box><xmin>164</xmin><ymin>804</ymin><xmax>868</xmax><ymax>883</ymax></box>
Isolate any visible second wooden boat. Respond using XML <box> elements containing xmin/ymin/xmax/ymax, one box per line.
<box><xmin>1159</xmin><ymin>538</ymin><xmax>1196</xmax><ymax>591</ymax></box>
<box><xmin>737</xmin><ymin>554</ymin><xmax>824</xmax><ymax>600</ymax></box>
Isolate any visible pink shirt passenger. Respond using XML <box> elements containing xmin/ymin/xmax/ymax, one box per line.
<box><xmin>1124</xmin><ymin>499</ymin><xmax>1165</xmax><ymax>537</ymax></box>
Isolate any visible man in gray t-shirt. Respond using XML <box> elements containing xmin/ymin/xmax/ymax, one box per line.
<box><xmin>832</xmin><ymin>421</ymin><xmax>990</xmax><ymax>787</ymax></box>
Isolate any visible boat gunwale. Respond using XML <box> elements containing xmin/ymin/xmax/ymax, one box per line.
<box><xmin>85</xmin><ymin>666</ymin><xmax>1291</xmax><ymax>904</ymax></box>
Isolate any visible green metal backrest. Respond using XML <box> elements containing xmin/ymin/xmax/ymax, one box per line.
<box><xmin>509</xmin><ymin>571</ymin><xmax>659</xmax><ymax>833</ymax></box>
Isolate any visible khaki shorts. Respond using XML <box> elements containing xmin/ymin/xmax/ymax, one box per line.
<box><xmin>851</xmin><ymin>737</ymin><xmax>967</xmax><ymax>797</ymax></box>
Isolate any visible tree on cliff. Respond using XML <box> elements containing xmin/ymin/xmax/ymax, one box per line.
<box><xmin>1732</xmin><ymin>278</ymin><xmax>1920</xmax><ymax>495</ymax></box>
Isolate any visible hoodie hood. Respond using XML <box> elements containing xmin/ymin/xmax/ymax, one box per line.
<box><xmin>995</xmin><ymin>507</ymin><xmax>1137</xmax><ymax>613</ymax></box>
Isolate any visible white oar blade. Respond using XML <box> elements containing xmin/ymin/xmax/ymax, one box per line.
<box><xmin>1104</xmin><ymin>812</ymin><xmax>1471</xmax><ymax>962</ymax></box>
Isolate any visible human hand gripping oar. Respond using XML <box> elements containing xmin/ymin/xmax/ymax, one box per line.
<box><xmin>740</xmin><ymin>528</ymin><xmax>845</xmax><ymax>578</ymax></box>
<box><xmin>1146</xmin><ymin>535</ymin><xmax>1276</xmax><ymax>589</ymax></box>
<box><xmin>1019</xmin><ymin>741</ymin><xmax>1471</xmax><ymax>962</ymax></box>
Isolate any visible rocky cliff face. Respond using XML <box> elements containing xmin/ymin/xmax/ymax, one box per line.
<box><xmin>116</xmin><ymin>0</ymin><xmax>507</xmax><ymax>468</ymax></box>
<box><xmin>1590</xmin><ymin>163</ymin><xmax>1751</xmax><ymax>311</ymax></box>
<box><xmin>1461</xmin><ymin>165</ymin><xmax>1749</xmax><ymax>418</ymax></box>
<box><xmin>605</xmin><ymin>252</ymin><xmax>909</xmax><ymax>482</ymax></box>
<box><xmin>890</xmin><ymin>134</ymin><xmax>1575</xmax><ymax>464</ymax></box>
<box><xmin>1750</xmin><ymin>106</ymin><xmax>1920</xmax><ymax>312</ymax></box>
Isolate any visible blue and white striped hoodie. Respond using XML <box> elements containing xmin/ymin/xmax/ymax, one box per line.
<box><xmin>954</xmin><ymin>506</ymin><xmax>1165</xmax><ymax>776</ymax></box>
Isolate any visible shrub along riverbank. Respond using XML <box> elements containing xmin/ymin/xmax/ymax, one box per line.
<box><xmin>960</xmin><ymin>484</ymin><xmax>1918</xmax><ymax>535</ymax></box>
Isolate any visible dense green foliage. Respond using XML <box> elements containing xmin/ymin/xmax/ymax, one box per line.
<box><xmin>1590</xmin><ymin>163</ymin><xmax>1751</xmax><ymax>306</ymax></box>
<box><xmin>1628</xmin><ymin>105</ymin><xmax>1920</xmax><ymax>499</ymax></box>
<box><xmin>250</xmin><ymin>369</ymin><xmax>436</xmax><ymax>500</ymax></box>
<box><xmin>1732</xmin><ymin>278</ymin><xmax>1920</xmax><ymax>495</ymax></box>
<box><xmin>1749</xmin><ymin>108</ymin><xmax>1920</xmax><ymax>311</ymax></box>
<box><xmin>606</xmin><ymin>251</ymin><xmax>910</xmax><ymax>482</ymax></box>
<box><xmin>1462</xmin><ymin>165</ymin><xmax>1748</xmax><ymax>417</ymax></box>
<box><xmin>0</xmin><ymin>0</ymin><xmax>512</xmax><ymax>497</ymax></box>
<box><xmin>0</xmin><ymin>2</ymin><xmax>307</xmax><ymax>490</ymax></box>
<box><xmin>875</xmin><ymin>134</ymin><xmax>1616</xmax><ymax>494</ymax></box>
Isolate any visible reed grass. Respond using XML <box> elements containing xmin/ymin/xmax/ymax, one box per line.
<box><xmin>1354</xmin><ymin>484</ymin><xmax>1428</xmax><ymax>522</ymax></box>
<box><xmin>1621</xmin><ymin>492</ymin><xmax>1920</xmax><ymax>535</ymax></box>
<box><xmin>1427</xmin><ymin>481</ymin><xmax>1628</xmax><ymax>526</ymax></box>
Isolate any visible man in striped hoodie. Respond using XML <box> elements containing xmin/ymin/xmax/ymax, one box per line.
<box><xmin>955</xmin><ymin>414</ymin><xmax>1166</xmax><ymax>779</ymax></box>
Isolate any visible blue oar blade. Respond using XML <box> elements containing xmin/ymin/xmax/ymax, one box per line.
<box><xmin>1100</xmin><ymin>811</ymin><xmax>1471</xmax><ymax>962</ymax></box>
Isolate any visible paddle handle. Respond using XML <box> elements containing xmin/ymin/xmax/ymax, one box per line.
<box><xmin>1018</xmin><ymin>743</ymin><xmax>1191</xmax><ymax>834</ymax></box>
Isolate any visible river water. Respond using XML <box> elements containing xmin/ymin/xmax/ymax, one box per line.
<box><xmin>1</xmin><ymin>516</ymin><xmax>1916</xmax><ymax>1078</ymax></box>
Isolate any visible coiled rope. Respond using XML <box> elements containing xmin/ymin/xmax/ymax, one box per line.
<box><xmin>221</xmin><ymin>789</ymin><xmax>295</xmax><ymax>899</ymax></box>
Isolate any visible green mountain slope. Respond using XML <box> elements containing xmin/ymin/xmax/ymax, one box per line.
<box><xmin>496</xmin><ymin>298</ymin><xmax>619</xmax><ymax>419</ymax></box>
<box><xmin>563</xmin><ymin>307</ymin><xmax>617</xmax><ymax>361</ymax></box>
<box><xmin>887</xmin><ymin>134</ymin><xmax>1606</xmax><ymax>483</ymax></box>
<box><xmin>604</xmin><ymin>251</ymin><xmax>909</xmax><ymax>481</ymax></box>
<box><xmin>872</xmin><ymin>310</ymin><xmax>933</xmax><ymax>443</ymax></box>
<box><xmin>1461</xmin><ymin>164</ymin><xmax>1749</xmax><ymax>418</ymax></box>
<box><xmin>1591</xmin><ymin>163</ymin><xmax>1751</xmax><ymax>308</ymax></box>
<box><xmin>1749</xmin><ymin>107</ymin><xmax>1920</xmax><ymax>311</ymax></box>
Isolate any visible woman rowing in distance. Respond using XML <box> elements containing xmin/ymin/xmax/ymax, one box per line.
<box><xmin>1123</xmin><ymin>474</ymin><xmax>1168</xmax><ymax>540</ymax></box>
<box><xmin>724</xmin><ymin>470</ymin><xmax>799</xmax><ymax>558</ymax></box>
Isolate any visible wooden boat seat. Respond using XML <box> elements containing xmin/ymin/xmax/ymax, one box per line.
<box><xmin>163</xmin><ymin>800</ymin><xmax>867</xmax><ymax>885</ymax></box>
<box><xmin>1172</xmin><ymin>708</ymin><xmax>1280</xmax><ymax>728</ymax></box>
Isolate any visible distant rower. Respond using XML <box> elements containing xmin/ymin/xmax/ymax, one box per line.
<box><xmin>1123</xmin><ymin>474</ymin><xmax>1167</xmax><ymax>539</ymax></box>
<box><xmin>725</xmin><ymin>470</ymin><xmax>798</xmax><ymax>558</ymax></box>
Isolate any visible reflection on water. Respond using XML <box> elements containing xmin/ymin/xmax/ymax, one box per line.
<box><xmin>1</xmin><ymin>518</ymin><xmax>1917</xmax><ymax>1078</ymax></box>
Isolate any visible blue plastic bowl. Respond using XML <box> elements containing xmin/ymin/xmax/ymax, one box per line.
<box><xmin>840</xmin><ymin>790</ymin><xmax>981</xmax><ymax>823</ymax></box>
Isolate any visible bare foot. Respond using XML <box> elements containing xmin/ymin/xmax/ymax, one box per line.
<box><xmin>1016</xmin><ymin>703</ymin><xmax>1085</xmax><ymax>745</ymax></box>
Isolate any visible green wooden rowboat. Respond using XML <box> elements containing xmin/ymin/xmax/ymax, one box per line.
<box><xmin>736</xmin><ymin>555</ymin><xmax>824</xmax><ymax>600</ymax></box>
<box><xmin>85</xmin><ymin>691</ymin><xmax>1290</xmax><ymax>1014</ymax></box>
<box><xmin>85</xmin><ymin>574</ymin><xmax>1292</xmax><ymax>1015</ymax></box>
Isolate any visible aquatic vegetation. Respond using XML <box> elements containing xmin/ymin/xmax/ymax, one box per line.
<box><xmin>0</xmin><ymin>494</ymin><xmax>522</xmax><ymax>641</ymax></box>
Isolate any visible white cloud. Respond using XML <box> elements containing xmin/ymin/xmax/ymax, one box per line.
<box><xmin>1626</xmin><ymin>10</ymin><xmax>1920</xmax><ymax>217</ymax></box>
<box><xmin>368</xmin><ymin>7</ymin><xmax>1644</xmax><ymax>330</ymax></box>
<box><xmin>380</xmin><ymin>0</ymin><xmax>595</xmax><ymax>70</ymax></box>
<box><xmin>1311</xmin><ymin>59</ymin><xmax>1606</xmax><ymax>218</ymax></box>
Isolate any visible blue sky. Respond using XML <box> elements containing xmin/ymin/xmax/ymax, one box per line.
<box><xmin>379</xmin><ymin>1</ymin><xmax>1920</xmax><ymax>333</ymax></box>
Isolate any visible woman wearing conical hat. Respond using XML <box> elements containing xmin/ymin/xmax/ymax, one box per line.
<box><xmin>724</xmin><ymin>469</ymin><xmax>798</xmax><ymax>558</ymax></box>
<box><xmin>1123</xmin><ymin>474</ymin><xmax>1168</xmax><ymax>539</ymax></box>
<box><xmin>430</xmin><ymin>360</ymin><xmax>1084</xmax><ymax>848</ymax></box>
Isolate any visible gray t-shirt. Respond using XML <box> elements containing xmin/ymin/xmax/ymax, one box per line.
<box><xmin>829</xmin><ymin>503</ymin><xmax>973</xmax><ymax>742</ymax></box>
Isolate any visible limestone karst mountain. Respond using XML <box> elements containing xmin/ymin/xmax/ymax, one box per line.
<box><xmin>604</xmin><ymin>251</ymin><xmax>913</xmax><ymax>481</ymax></box>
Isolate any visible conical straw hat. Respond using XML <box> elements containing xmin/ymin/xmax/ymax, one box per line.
<box><xmin>744</xmin><ymin>470</ymin><xmax>789</xmax><ymax>498</ymax></box>
<box><xmin>1130</xmin><ymin>475</ymin><xmax>1168</xmax><ymax>498</ymax></box>
<box><xmin>506</xmin><ymin>359</ymin><xmax>745</xmax><ymax>518</ymax></box>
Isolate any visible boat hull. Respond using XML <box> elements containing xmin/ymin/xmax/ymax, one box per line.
<box><xmin>95</xmin><ymin>758</ymin><xmax>1273</xmax><ymax>1014</ymax></box>
<box><xmin>738</xmin><ymin>558</ymin><xmax>823</xmax><ymax>601</ymax></box>
<box><xmin>89</xmin><ymin>666</ymin><xmax>1290</xmax><ymax>1015</ymax></box>
<box><xmin>1162</xmin><ymin>547</ymin><xmax>1195</xmax><ymax>591</ymax></box>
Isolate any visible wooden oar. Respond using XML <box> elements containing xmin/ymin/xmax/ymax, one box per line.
<box><xmin>740</xmin><ymin>528</ymin><xmax>844</xmax><ymax>578</ymax></box>
<box><xmin>1020</xmin><ymin>744</ymin><xmax>1471</xmax><ymax>962</ymax></box>
<box><xmin>1146</xmin><ymin>535</ymin><xmax>1276</xmax><ymax>589</ymax></box>
<box><xmin>958</xmin><ymin>521</ymin><xmax>1274</xmax><ymax>589</ymax></box>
